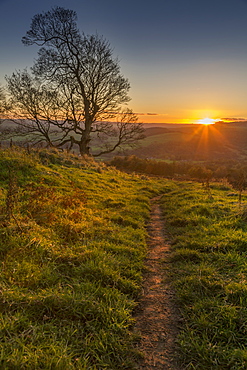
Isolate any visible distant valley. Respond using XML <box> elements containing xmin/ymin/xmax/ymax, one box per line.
<box><xmin>125</xmin><ymin>122</ymin><xmax>247</xmax><ymax>162</ymax></box>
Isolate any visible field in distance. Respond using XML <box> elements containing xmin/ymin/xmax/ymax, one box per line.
<box><xmin>125</xmin><ymin>121</ymin><xmax>247</xmax><ymax>161</ymax></box>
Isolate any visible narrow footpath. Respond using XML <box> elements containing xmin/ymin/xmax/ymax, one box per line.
<box><xmin>134</xmin><ymin>196</ymin><xmax>181</xmax><ymax>370</ymax></box>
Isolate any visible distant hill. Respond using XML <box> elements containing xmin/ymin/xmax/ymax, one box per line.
<box><xmin>2</xmin><ymin>120</ymin><xmax>247</xmax><ymax>162</ymax></box>
<box><xmin>125</xmin><ymin>122</ymin><xmax>247</xmax><ymax>161</ymax></box>
<box><xmin>144</xmin><ymin>127</ymin><xmax>172</xmax><ymax>137</ymax></box>
<box><xmin>214</xmin><ymin>121</ymin><xmax>247</xmax><ymax>127</ymax></box>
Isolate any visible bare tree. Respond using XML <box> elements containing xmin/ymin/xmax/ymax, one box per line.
<box><xmin>5</xmin><ymin>70</ymin><xmax>69</xmax><ymax>146</ymax></box>
<box><xmin>0</xmin><ymin>86</ymin><xmax>7</xmax><ymax>115</ymax></box>
<box><xmin>227</xmin><ymin>167</ymin><xmax>247</xmax><ymax>205</ymax></box>
<box><xmin>93</xmin><ymin>108</ymin><xmax>145</xmax><ymax>157</ymax></box>
<box><xmin>5</xmin><ymin>6</ymin><xmax>144</xmax><ymax>155</ymax></box>
<box><xmin>0</xmin><ymin>86</ymin><xmax>12</xmax><ymax>135</ymax></box>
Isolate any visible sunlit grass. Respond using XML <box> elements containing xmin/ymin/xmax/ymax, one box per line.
<box><xmin>0</xmin><ymin>147</ymin><xmax>166</xmax><ymax>369</ymax></box>
<box><xmin>160</xmin><ymin>181</ymin><xmax>247</xmax><ymax>369</ymax></box>
<box><xmin>2</xmin><ymin>147</ymin><xmax>247</xmax><ymax>368</ymax></box>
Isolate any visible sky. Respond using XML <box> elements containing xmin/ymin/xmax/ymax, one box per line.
<box><xmin>1</xmin><ymin>0</ymin><xmax>247</xmax><ymax>124</ymax></box>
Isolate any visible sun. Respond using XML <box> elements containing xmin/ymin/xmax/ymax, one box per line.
<box><xmin>197</xmin><ymin>117</ymin><xmax>216</xmax><ymax>125</ymax></box>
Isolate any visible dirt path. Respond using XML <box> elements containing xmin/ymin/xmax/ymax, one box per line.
<box><xmin>134</xmin><ymin>196</ymin><xmax>181</xmax><ymax>370</ymax></box>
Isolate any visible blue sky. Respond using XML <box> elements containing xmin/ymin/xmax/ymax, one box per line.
<box><xmin>1</xmin><ymin>0</ymin><xmax>247</xmax><ymax>123</ymax></box>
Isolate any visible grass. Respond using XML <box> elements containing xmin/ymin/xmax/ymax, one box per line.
<box><xmin>0</xmin><ymin>147</ymin><xmax>166</xmax><ymax>369</ymax></box>
<box><xmin>2</xmin><ymin>147</ymin><xmax>247</xmax><ymax>369</ymax></box>
<box><xmin>160</xmin><ymin>181</ymin><xmax>247</xmax><ymax>369</ymax></box>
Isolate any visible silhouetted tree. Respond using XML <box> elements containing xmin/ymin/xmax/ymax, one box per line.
<box><xmin>5</xmin><ymin>70</ymin><xmax>63</xmax><ymax>146</ymax></box>
<box><xmin>227</xmin><ymin>167</ymin><xmax>247</xmax><ymax>204</ymax></box>
<box><xmin>0</xmin><ymin>86</ymin><xmax>6</xmax><ymax>116</ymax></box>
<box><xmin>5</xmin><ymin>7</ymin><xmax>143</xmax><ymax>156</ymax></box>
<box><xmin>214</xmin><ymin>165</ymin><xmax>228</xmax><ymax>180</ymax></box>
<box><xmin>188</xmin><ymin>165</ymin><xmax>213</xmax><ymax>189</ymax></box>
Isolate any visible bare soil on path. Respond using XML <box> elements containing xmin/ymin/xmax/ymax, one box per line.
<box><xmin>134</xmin><ymin>196</ymin><xmax>182</xmax><ymax>370</ymax></box>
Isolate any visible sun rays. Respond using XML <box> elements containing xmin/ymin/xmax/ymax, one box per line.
<box><xmin>187</xmin><ymin>122</ymin><xmax>229</xmax><ymax>160</ymax></box>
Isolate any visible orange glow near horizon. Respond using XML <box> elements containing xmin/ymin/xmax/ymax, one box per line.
<box><xmin>133</xmin><ymin>106</ymin><xmax>247</xmax><ymax>124</ymax></box>
<box><xmin>135</xmin><ymin>109</ymin><xmax>223</xmax><ymax>124</ymax></box>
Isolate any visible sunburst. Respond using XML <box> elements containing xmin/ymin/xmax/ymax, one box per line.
<box><xmin>196</xmin><ymin>117</ymin><xmax>216</xmax><ymax>125</ymax></box>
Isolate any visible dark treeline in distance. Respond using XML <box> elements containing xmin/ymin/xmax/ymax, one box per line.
<box><xmin>110</xmin><ymin>155</ymin><xmax>247</xmax><ymax>202</ymax></box>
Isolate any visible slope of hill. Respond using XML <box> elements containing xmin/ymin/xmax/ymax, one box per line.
<box><xmin>160</xmin><ymin>181</ymin><xmax>247</xmax><ymax>369</ymax></box>
<box><xmin>0</xmin><ymin>147</ymin><xmax>166</xmax><ymax>369</ymax></box>
<box><xmin>127</xmin><ymin>122</ymin><xmax>247</xmax><ymax>161</ymax></box>
<box><xmin>143</xmin><ymin>127</ymin><xmax>172</xmax><ymax>137</ymax></box>
<box><xmin>2</xmin><ymin>121</ymin><xmax>247</xmax><ymax>162</ymax></box>
<box><xmin>1</xmin><ymin>147</ymin><xmax>247</xmax><ymax>369</ymax></box>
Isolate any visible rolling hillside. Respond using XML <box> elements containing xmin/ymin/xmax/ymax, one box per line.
<box><xmin>2</xmin><ymin>121</ymin><xmax>247</xmax><ymax>162</ymax></box>
<box><xmin>0</xmin><ymin>147</ymin><xmax>166</xmax><ymax>369</ymax></box>
<box><xmin>127</xmin><ymin>122</ymin><xmax>247</xmax><ymax>161</ymax></box>
<box><xmin>1</xmin><ymin>147</ymin><xmax>247</xmax><ymax>368</ymax></box>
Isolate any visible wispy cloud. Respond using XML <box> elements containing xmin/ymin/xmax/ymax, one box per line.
<box><xmin>220</xmin><ymin>117</ymin><xmax>247</xmax><ymax>122</ymax></box>
<box><xmin>135</xmin><ymin>112</ymin><xmax>157</xmax><ymax>116</ymax></box>
<box><xmin>135</xmin><ymin>112</ymin><xmax>169</xmax><ymax>116</ymax></box>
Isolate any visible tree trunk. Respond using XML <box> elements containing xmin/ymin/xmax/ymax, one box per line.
<box><xmin>79</xmin><ymin>120</ymin><xmax>92</xmax><ymax>155</ymax></box>
<box><xmin>79</xmin><ymin>139</ymin><xmax>90</xmax><ymax>156</ymax></box>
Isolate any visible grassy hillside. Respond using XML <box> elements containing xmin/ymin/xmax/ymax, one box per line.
<box><xmin>2</xmin><ymin>147</ymin><xmax>247</xmax><ymax>369</ymax></box>
<box><xmin>160</xmin><ymin>181</ymin><xmax>247</xmax><ymax>369</ymax></box>
<box><xmin>126</xmin><ymin>122</ymin><xmax>247</xmax><ymax>161</ymax></box>
<box><xmin>0</xmin><ymin>148</ymin><xmax>165</xmax><ymax>369</ymax></box>
<box><xmin>3</xmin><ymin>122</ymin><xmax>247</xmax><ymax>162</ymax></box>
